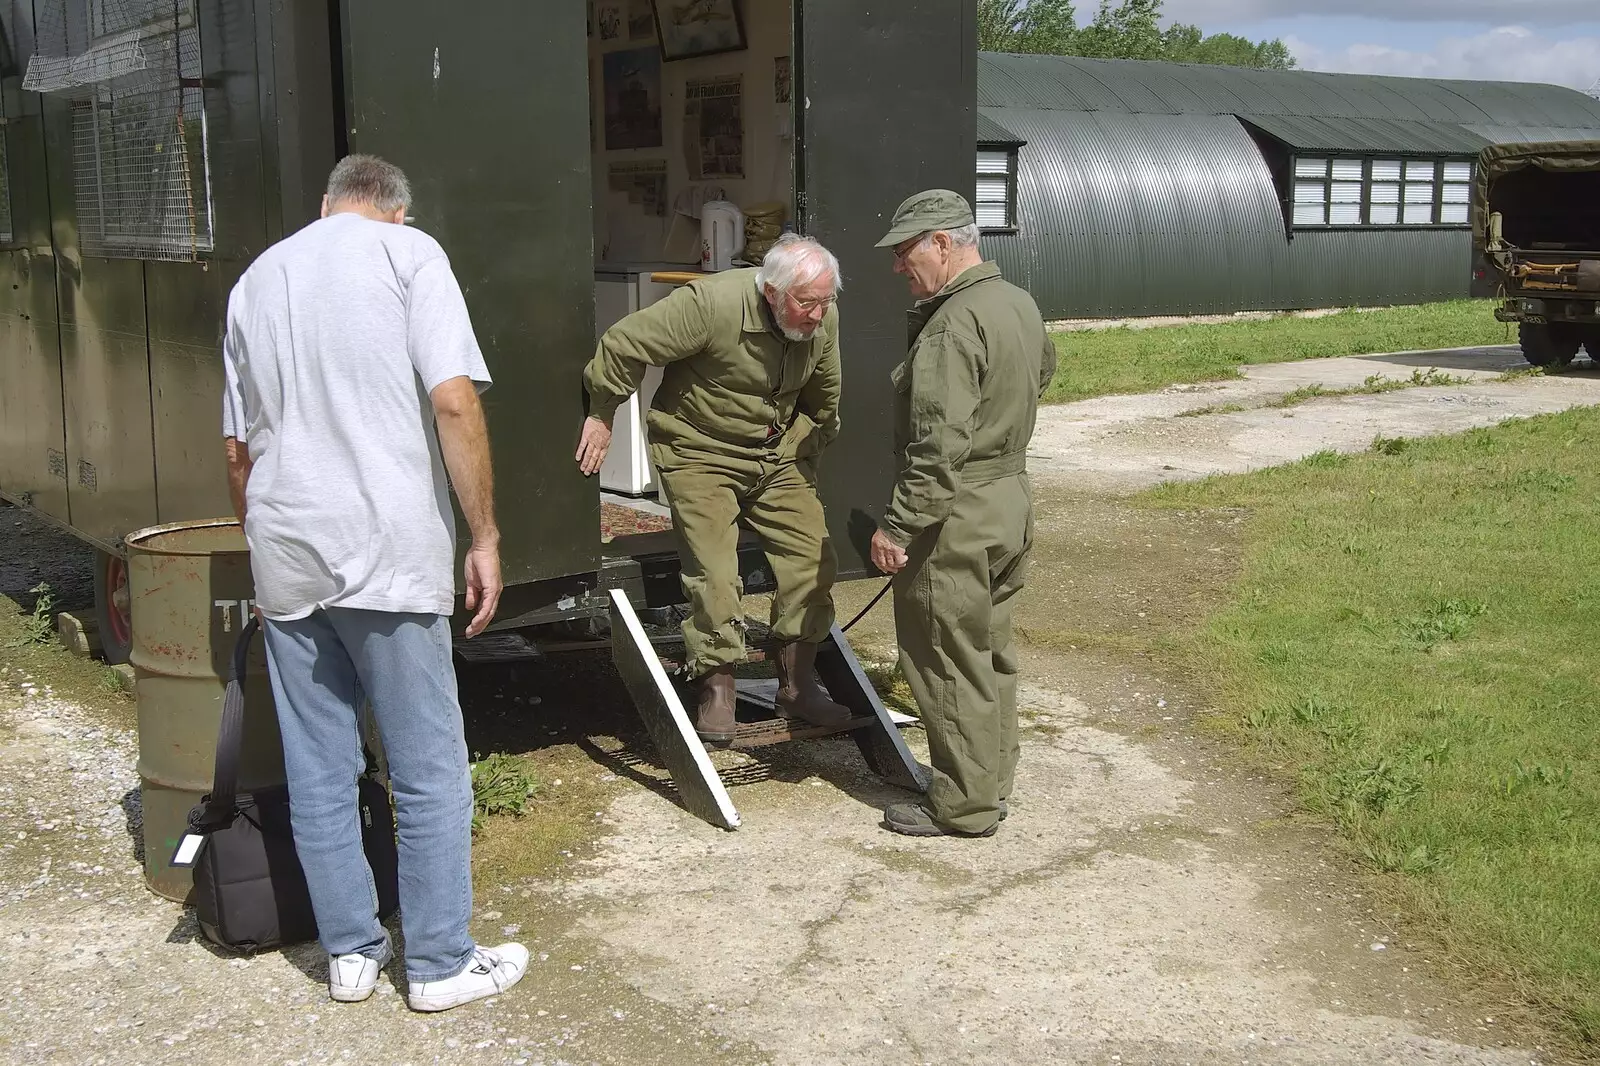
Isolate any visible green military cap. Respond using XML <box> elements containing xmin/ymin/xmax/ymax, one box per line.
<box><xmin>875</xmin><ymin>189</ymin><xmax>976</xmax><ymax>248</ymax></box>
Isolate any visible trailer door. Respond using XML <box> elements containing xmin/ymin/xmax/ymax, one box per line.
<box><xmin>339</xmin><ymin>0</ymin><xmax>598</xmax><ymax>588</ymax></box>
<box><xmin>795</xmin><ymin>0</ymin><xmax>977</xmax><ymax>575</ymax></box>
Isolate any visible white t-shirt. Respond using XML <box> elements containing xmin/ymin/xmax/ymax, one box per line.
<box><xmin>221</xmin><ymin>212</ymin><xmax>492</xmax><ymax>621</ymax></box>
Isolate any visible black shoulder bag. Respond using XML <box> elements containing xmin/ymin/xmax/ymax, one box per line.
<box><xmin>180</xmin><ymin>616</ymin><xmax>400</xmax><ymax>953</ymax></box>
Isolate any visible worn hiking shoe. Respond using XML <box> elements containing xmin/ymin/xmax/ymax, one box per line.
<box><xmin>882</xmin><ymin>803</ymin><xmax>998</xmax><ymax>838</ymax></box>
<box><xmin>329</xmin><ymin>933</ymin><xmax>392</xmax><ymax>1003</ymax></box>
<box><xmin>408</xmin><ymin>943</ymin><xmax>530</xmax><ymax>1013</ymax></box>
<box><xmin>774</xmin><ymin>641</ymin><xmax>852</xmax><ymax>727</ymax></box>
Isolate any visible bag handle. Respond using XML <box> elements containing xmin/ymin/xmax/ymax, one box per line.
<box><xmin>192</xmin><ymin>615</ymin><xmax>260</xmax><ymax>832</ymax></box>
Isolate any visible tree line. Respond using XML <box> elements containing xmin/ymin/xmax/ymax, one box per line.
<box><xmin>979</xmin><ymin>0</ymin><xmax>1296</xmax><ymax>70</ymax></box>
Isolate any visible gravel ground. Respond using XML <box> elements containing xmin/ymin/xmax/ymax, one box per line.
<box><xmin>0</xmin><ymin>352</ymin><xmax>1586</xmax><ymax>1064</ymax></box>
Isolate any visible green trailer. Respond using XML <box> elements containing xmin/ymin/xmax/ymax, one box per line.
<box><xmin>0</xmin><ymin>0</ymin><xmax>976</xmax><ymax>652</ymax></box>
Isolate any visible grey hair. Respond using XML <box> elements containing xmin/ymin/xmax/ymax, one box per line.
<box><xmin>915</xmin><ymin>223</ymin><xmax>980</xmax><ymax>250</ymax></box>
<box><xmin>755</xmin><ymin>233</ymin><xmax>843</xmax><ymax>294</ymax></box>
<box><xmin>326</xmin><ymin>154</ymin><xmax>412</xmax><ymax>213</ymax></box>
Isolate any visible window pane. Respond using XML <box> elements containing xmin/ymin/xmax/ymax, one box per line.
<box><xmin>976</xmin><ymin>151</ymin><xmax>1011</xmax><ymax>175</ymax></box>
<box><xmin>1440</xmin><ymin>203</ymin><xmax>1469</xmax><ymax>224</ymax></box>
<box><xmin>1405</xmin><ymin>183</ymin><xmax>1435</xmax><ymax>203</ymax></box>
<box><xmin>1331</xmin><ymin>159</ymin><xmax>1363</xmax><ymax>181</ymax></box>
<box><xmin>975</xmin><ymin>203</ymin><xmax>1009</xmax><ymax>228</ymax></box>
<box><xmin>1371</xmin><ymin>160</ymin><xmax>1403</xmax><ymax>182</ymax></box>
<box><xmin>1442</xmin><ymin>162</ymin><xmax>1472</xmax><ymax>183</ymax></box>
<box><xmin>1330</xmin><ymin>202</ymin><xmax>1362</xmax><ymax>225</ymax></box>
<box><xmin>1405</xmin><ymin>160</ymin><xmax>1435</xmax><ymax>180</ymax></box>
<box><xmin>1331</xmin><ymin>182</ymin><xmax>1362</xmax><ymax>203</ymax></box>
<box><xmin>1294</xmin><ymin>181</ymin><xmax>1326</xmax><ymax>204</ymax></box>
<box><xmin>1370</xmin><ymin>204</ymin><xmax>1400</xmax><ymax>225</ymax></box>
<box><xmin>1293</xmin><ymin>203</ymin><xmax>1327</xmax><ymax>225</ymax></box>
<box><xmin>1441</xmin><ymin>183</ymin><xmax>1469</xmax><ymax>204</ymax></box>
<box><xmin>1295</xmin><ymin>157</ymin><xmax>1328</xmax><ymax>178</ymax></box>
<box><xmin>1370</xmin><ymin>182</ymin><xmax>1400</xmax><ymax>204</ymax></box>
<box><xmin>976</xmin><ymin>176</ymin><xmax>1009</xmax><ymax>201</ymax></box>
<box><xmin>1404</xmin><ymin>203</ymin><xmax>1434</xmax><ymax>224</ymax></box>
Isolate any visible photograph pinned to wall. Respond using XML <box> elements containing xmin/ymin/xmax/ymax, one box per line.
<box><xmin>603</xmin><ymin>47</ymin><xmax>663</xmax><ymax>151</ymax></box>
<box><xmin>652</xmin><ymin>0</ymin><xmax>746</xmax><ymax>61</ymax></box>
<box><xmin>598</xmin><ymin>2</ymin><xmax>623</xmax><ymax>41</ymax></box>
<box><xmin>683</xmin><ymin>74</ymin><xmax>743</xmax><ymax>180</ymax></box>
<box><xmin>774</xmin><ymin>55</ymin><xmax>790</xmax><ymax>103</ymax></box>
<box><xmin>628</xmin><ymin>0</ymin><xmax>655</xmax><ymax>41</ymax></box>
<box><xmin>609</xmin><ymin>160</ymin><xmax>669</xmax><ymax>218</ymax></box>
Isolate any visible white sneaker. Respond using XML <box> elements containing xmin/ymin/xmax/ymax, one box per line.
<box><xmin>328</xmin><ymin>934</ymin><xmax>393</xmax><ymax>1003</ymax></box>
<box><xmin>407</xmin><ymin>943</ymin><xmax>529</xmax><ymax>1013</ymax></box>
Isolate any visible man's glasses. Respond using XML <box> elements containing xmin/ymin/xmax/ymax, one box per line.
<box><xmin>787</xmin><ymin>291</ymin><xmax>837</xmax><ymax>313</ymax></box>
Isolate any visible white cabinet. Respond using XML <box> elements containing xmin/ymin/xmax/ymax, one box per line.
<box><xmin>594</xmin><ymin>271</ymin><xmax>678</xmax><ymax>497</ymax></box>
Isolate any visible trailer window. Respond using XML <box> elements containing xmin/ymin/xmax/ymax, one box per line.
<box><xmin>24</xmin><ymin>0</ymin><xmax>214</xmax><ymax>261</ymax></box>
<box><xmin>1290</xmin><ymin>155</ymin><xmax>1473</xmax><ymax>231</ymax></box>
<box><xmin>976</xmin><ymin>149</ymin><xmax>1017</xmax><ymax>231</ymax></box>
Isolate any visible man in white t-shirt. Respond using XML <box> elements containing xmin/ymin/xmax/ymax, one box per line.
<box><xmin>221</xmin><ymin>154</ymin><xmax>525</xmax><ymax>1012</ymax></box>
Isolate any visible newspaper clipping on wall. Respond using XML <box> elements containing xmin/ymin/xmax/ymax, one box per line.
<box><xmin>683</xmin><ymin>74</ymin><xmax>744</xmax><ymax>180</ymax></box>
<box><xmin>608</xmin><ymin>160</ymin><xmax>668</xmax><ymax>218</ymax></box>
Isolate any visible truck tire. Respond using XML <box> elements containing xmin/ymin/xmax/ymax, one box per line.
<box><xmin>93</xmin><ymin>549</ymin><xmax>133</xmax><ymax>666</ymax></box>
<box><xmin>1519</xmin><ymin>322</ymin><xmax>1581</xmax><ymax>369</ymax></box>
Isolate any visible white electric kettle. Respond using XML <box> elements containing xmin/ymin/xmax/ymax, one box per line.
<box><xmin>700</xmin><ymin>201</ymin><xmax>745</xmax><ymax>272</ymax></box>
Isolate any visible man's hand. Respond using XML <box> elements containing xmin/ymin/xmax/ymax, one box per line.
<box><xmin>462</xmin><ymin>541</ymin><xmax>503</xmax><ymax>638</ymax></box>
<box><xmin>870</xmin><ymin>529</ymin><xmax>909</xmax><ymax>575</ymax></box>
<box><xmin>575</xmin><ymin>416</ymin><xmax>613</xmax><ymax>477</ymax></box>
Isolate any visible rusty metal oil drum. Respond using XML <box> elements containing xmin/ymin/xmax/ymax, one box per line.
<box><xmin>126</xmin><ymin>519</ymin><xmax>285</xmax><ymax>902</ymax></box>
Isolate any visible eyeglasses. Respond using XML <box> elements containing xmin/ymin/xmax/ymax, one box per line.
<box><xmin>786</xmin><ymin>291</ymin><xmax>837</xmax><ymax>313</ymax></box>
<box><xmin>892</xmin><ymin>235</ymin><xmax>927</xmax><ymax>266</ymax></box>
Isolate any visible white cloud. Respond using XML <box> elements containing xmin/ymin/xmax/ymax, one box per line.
<box><xmin>1287</xmin><ymin>26</ymin><xmax>1600</xmax><ymax>91</ymax></box>
<box><xmin>1164</xmin><ymin>0</ymin><xmax>1593</xmax><ymax>25</ymax></box>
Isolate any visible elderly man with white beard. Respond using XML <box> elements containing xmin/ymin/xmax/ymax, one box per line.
<box><xmin>576</xmin><ymin>234</ymin><xmax>853</xmax><ymax>745</ymax></box>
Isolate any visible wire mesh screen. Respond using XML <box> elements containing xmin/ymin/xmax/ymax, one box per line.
<box><xmin>0</xmin><ymin>90</ymin><xmax>14</xmax><ymax>245</ymax></box>
<box><xmin>26</xmin><ymin>0</ymin><xmax>212</xmax><ymax>261</ymax></box>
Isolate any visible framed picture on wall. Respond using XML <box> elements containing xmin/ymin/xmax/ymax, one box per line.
<box><xmin>652</xmin><ymin>0</ymin><xmax>746</xmax><ymax>61</ymax></box>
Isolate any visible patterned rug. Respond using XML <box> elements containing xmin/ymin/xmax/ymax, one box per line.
<box><xmin>601</xmin><ymin>501</ymin><xmax>674</xmax><ymax>542</ymax></box>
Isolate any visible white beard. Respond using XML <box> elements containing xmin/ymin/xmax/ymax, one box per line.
<box><xmin>780</xmin><ymin>325</ymin><xmax>812</xmax><ymax>342</ymax></box>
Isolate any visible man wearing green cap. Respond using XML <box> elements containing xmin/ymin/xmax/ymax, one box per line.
<box><xmin>868</xmin><ymin>189</ymin><xmax>1057</xmax><ymax>837</ymax></box>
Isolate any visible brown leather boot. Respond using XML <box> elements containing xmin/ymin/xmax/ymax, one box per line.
<box><xmin>774</xmin><ymin>642</ymin><xmax>853</xmax><ymax>728</ymax></box>
<box><xmin>694</xmin><ymin>666</ymin><xmax>737</xmax><ymax>746</ymax></box>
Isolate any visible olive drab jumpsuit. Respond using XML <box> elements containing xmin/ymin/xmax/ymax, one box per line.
<box><xmin>879</xmin><ymin>262</ymin><xmax>1057</xmax><ymax>835</ymax></box>
<box><xmin>582</xmin><ymin>268</ymin><xmax>842</xmax><ymax>677</ymax></box>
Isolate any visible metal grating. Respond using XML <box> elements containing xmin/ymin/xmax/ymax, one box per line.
<box><xmin>0</xmin><ymin>88</ymin><xmax>13</xmax><ymax>244</ymax></box>
<box><xmin>29</xmin><ymin>0</ymin><xmax>213</xmax><ymax>261</ymax></box>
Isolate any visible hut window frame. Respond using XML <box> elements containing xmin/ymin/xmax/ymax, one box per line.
<box><xmin>976</xmin><ymin>146</ymin><xmax>1018</xmax><ymax>233</ymax></box>
<box><xmin>1290</xmin><ymin>155</ymin><xmax>1473</xmax><ymax>231</ymax></box>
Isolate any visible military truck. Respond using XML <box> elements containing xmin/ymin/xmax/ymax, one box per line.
<box><xmin>1475</xmin><ymin>141</ymin><xmax>1600</xmax><ymax>368</ymax></box>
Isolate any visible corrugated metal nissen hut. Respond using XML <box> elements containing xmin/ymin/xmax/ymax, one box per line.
<box><xmin>971</xmin><ymin>53</ymin><xmax>1600</xmax><ymax>320</ymax></box>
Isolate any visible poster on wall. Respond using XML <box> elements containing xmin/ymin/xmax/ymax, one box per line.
<box><xmin>603</xmin><ymin>48</ymin><xmax>663</xmax><ymax>151</ymax></box>
<box><xmin>652</xmin><ymin>0</ymin><xmax>746</xmax><ymax>61</ymax></box>
<box><xmin>774</xmin><ymin>56</ymin><xmax>790</xmax><ymax>103</ymax></box>
<box><xmin>683</xmin><ymin>75</ymin><xmax>744</xmax><ymax>179</ymax></box>
<box><xmin>598</xmin><ymin>2</ymin><xmax>623</xmax><ymax>40</ymax></box>
<box><xmin>608</xmin><ymin>160</ymin><xmax>669</xmax><ymax>218</ymax></box>
<box><xmin>628</xmin><ymin>0</ymin><xmax>655</xmax><ymax>40</ymax></box>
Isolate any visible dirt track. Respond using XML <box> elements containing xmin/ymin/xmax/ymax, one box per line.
<box><xmin>2</xmin><ymin>346</ymin><xmax>1589</xmax><ymax>1065</ymax></box>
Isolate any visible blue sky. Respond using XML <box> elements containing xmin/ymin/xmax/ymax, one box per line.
<box><xmin>1159</xmin><ymin>2</ymin><xmax>1600</xmax><ymax>90</ymax></box>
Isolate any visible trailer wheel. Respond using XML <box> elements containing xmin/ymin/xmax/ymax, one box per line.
<box><xmin>94</xmin><ymin>549</ymin><xmax>133</xmax><ymax>666</ymax></box>
<box><xmin>1519</xmin><ymin>322</ymin><xmax>1581</xmax><ymax>369</ymax></box>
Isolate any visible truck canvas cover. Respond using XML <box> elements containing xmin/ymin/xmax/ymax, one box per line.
<box><xmin>1474</xmin><ymin>140</ymin><xmax>1600</xmax><ymax>241</ymax></box>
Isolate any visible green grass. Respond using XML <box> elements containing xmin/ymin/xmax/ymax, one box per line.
<box><xmin>470</xmin><ymin>751</ymin><xmax>540</xmax><ymax>834</ymax></box>
<box><xmin>1046</xmin><ymin>300</ymin><xmax>1513</xmax><ymax>404</ymax></box>
<box><xmin>1142</xmin><ymin>408</ymin><xmax>1600</xmax><ymax>1044</ymax></box>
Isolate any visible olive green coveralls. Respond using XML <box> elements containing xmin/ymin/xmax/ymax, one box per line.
<box><xmin>583</xmin><ymin>269</ymin><xmax>841</xmax><ymax>677</ymax></box>
<box><xmin>880</xmin><ymin>262</ymin><xmax>1057</xmax><ymax>835</ymax></box>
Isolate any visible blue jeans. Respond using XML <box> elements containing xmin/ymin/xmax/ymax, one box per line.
<box><xmin>261</xmin><ymin>608</ymin><xmax>474</xmax><ymax>982</ymax></box>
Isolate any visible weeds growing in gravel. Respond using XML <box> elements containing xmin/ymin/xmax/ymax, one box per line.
<box><xmin>11</xmin><ymin>583</ymin><xmax>56</xmax><ymax>647</ymax></box>
<box><xmin>470</xmin><ymin>752</ymin><xmax>539</xmax><ymax>834</ymax></box>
